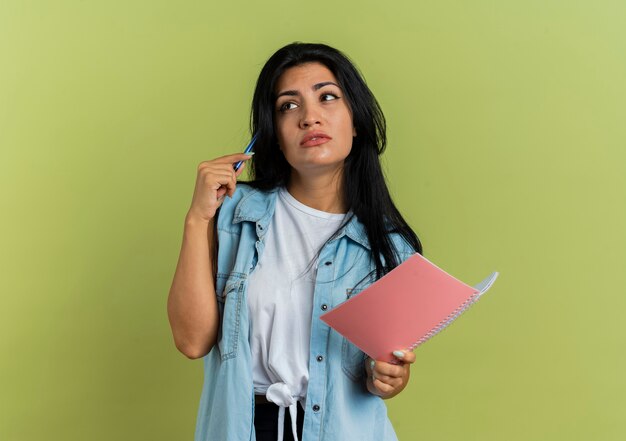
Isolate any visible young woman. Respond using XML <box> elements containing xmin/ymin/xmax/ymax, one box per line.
<box><xmin>168</xmin><ymin>42</ymin><xmax>423</xmax><ymax>441</ymax></box>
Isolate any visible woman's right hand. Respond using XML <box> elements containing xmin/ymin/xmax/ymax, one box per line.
<box><xmin>187</xmin><ymin>152</ymin><xmax>254</xmax><ymax>223</ymax></box>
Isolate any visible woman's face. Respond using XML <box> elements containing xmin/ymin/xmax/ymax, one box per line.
<box><xmin>274</xmin><ymin>62</ymin><xmax>356</xmax><ymax>177</ymax></box>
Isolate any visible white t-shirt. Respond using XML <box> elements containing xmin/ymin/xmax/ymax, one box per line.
<box><xmin>247</xmin><ymin>186</ymin><xmax>346</xmax><ymax>439</ymax></box>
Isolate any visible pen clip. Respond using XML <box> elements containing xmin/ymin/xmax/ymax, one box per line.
<box><xmin>233</xmin><ymin>133</ymin><xmax>258</xmax><ymax>171</ymax></box>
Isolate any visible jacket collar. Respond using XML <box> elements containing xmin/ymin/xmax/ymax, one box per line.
<box><xmin>232</xmin><ymin>186</ymin><xmax>371</xmax><ymax>250</ymax></box>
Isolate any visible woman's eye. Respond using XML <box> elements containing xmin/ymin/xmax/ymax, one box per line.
<box><xmin>321</xmin><ymin>93</ymin><xmax>339</xmax><ymax>101</ymax></box>
<box><xmin>279</xmin><ymin>102</ymin><xmax>297</xmax><ymax>112</ymax></box>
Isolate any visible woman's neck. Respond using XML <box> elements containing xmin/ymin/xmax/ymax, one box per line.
<box><xmin>286</xmin><ymin>169</ymin><xmax>347</xmax><ymax>214</ymax></box>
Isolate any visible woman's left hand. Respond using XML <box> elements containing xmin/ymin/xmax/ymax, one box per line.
<box><xmin>365</xmin><ymin>349</ymin><xmax>416</xmax><ymax>399</ymax></box>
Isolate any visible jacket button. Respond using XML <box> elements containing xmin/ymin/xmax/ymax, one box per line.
<box><xmin>312</xmin><ymin>404</ymin><xmax>320</xmax><ymax>412</ymax></box>
<box><xmin>316</xmin><ymin>355</ymin><xmax>323</xmax><ymax>362</ymax></box>
<box><xmin>324</xmin><ymin>261</ymin><xmax>332</xmax><ymax>266</ymax></box>
<box><xmin>321</xmin><ymin>304</ymin><xmax>328</xmax><ymax>311</ymax></box>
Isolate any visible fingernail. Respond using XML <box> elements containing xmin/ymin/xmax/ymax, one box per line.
<box><xmin>370</xmin><ymin>360</ymin><xmax>375</xmax><ymax>369</ymax></box>
<box><xmin>393</xmin><ymin>350</ymin><xmax>405</xmax><ymax>359</ymax></box>
<box><xmin>246</xmin><ymin>152</ymin><xmax>255</xmax><ymax>156</ymax></box>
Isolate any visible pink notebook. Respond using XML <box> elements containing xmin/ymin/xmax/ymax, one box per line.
<box><xmin>320</xmin><ymin>253</ymin><xmax>498</xmax><ymax>363</ymax></box>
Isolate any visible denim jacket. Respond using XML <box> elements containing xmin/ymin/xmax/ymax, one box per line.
<box><xmin>194</xmin><ymin>183</ymin><xmax>415</xmax><ymax>441</ymax></box>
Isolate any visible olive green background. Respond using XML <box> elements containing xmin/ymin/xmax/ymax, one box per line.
<box><xmin>1</xmin><ymin>1</ymin><xmax>624</xmax><ymax>440</ymax></box>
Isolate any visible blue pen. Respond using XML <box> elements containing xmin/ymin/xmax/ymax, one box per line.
<box><xmin>233</xmin><ymin>133</ymin><xmax>258</xmax><ymax>172</ymax></box>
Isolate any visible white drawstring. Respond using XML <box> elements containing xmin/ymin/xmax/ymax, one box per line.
<box><xmin>266</xmin><ymin>382</ymin><xmax>299</xmax><ymax>441</ymax></box>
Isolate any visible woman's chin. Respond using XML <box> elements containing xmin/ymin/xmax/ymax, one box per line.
<box><xmin>290</xmin><ymin>165</ymin><xmax>346</xmax><ymax>183</ymax></box>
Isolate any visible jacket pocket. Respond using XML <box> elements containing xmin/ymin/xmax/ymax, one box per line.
<box><xmin>339</xmin><ymin>266</ymin><xmax>377</xmax><ymax>381</ymax></box>
<box><xmin>340</xmin><ymin>285</ymin><xmax>369</xmax><ymax>382</ymax></box>
<box><xmin>215</xmin><ymin>274</ymin><xmax>245</xmax><ymax>361</ymax></box>
<box><xmin>341</xmin><ymin>337</ymin><xmax>368</xmax><ymax>382</ymax></box>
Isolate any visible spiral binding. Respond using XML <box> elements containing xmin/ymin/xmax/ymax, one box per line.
<box><xmin>409</xmin><ymin>291</ymin><xmax>483</xmax><ymax>350</ymax></box>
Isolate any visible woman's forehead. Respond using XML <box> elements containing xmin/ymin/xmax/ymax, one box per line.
<box><xmin>275</xmin><ymin>62</ymin><xmax>339</xmax><ymax>93</ymax></box>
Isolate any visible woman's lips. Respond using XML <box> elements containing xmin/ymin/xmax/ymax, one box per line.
<box><xmin>301</xmin><ymin>137</ymin><xmax>331</xmax><ymax>147</ymax></box>
<box><xmin>300</xmin><ymin>131</ymin><xmax>332</xmax><ymax>147</ymax></box>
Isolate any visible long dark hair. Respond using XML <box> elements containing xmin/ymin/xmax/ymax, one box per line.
<box><xmin>244</xmin><ymin>42</ymin><xmax>422</xmax><ymax>279</ymax></box>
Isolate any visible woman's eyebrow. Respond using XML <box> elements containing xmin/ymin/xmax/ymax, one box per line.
<box><xmin>276</xmin><ymin>81</ymin><xmax>340</xmax><ymax>99</ymax></box>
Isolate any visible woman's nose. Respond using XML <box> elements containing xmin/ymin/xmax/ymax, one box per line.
<box><xmin>299</xmin><ymin>104</ymin><xmax>322</xmax><ymax>129</ymax></box>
